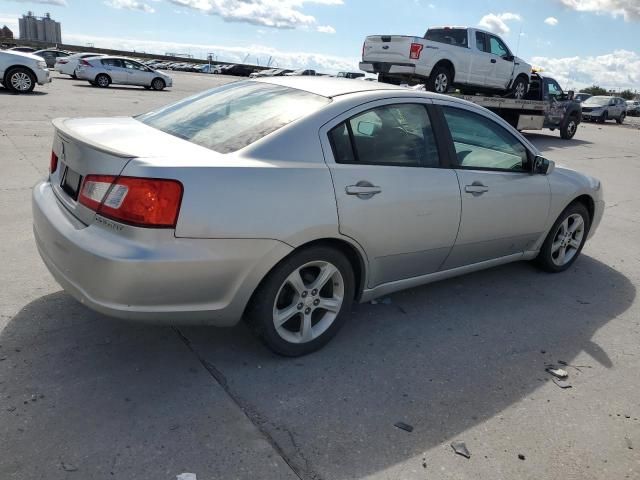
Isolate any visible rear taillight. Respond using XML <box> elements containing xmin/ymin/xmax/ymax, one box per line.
<box><xmin>79</xmin><ymin>175</ymin><xmax>183</xmax><ymax>228</ymax></box>
<box><xmin>362</xmin><ymin>42</ymin><xmax>365</xmax><ymax>58</ymax></box>
<box><xmin>50</xmin><ymin>151</ymin><xmax>58</xmax><ymax>174</ymax></box>
<box><xmin>409</xmin><ymin>43</ymin><xmax>424</xmax><ymax>60</ymax></box>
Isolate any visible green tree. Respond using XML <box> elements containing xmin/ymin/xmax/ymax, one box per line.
<box><xmin>619</xmin><ymin>89</ymin><xmax>636</xmax><ymax>100</ymax></box>
<box><xmin>581</xmin><ymin>85</ymin><xmax>608</xmax><ymax>96</ymax></box>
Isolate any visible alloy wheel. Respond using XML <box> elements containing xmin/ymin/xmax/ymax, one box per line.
<box><xmin>550</xmin><ymin>213</ymin><xmax>585</xmax><ymax>266</ymax></box>
<box><xmin>514</xmin><ymin>81</ymin><xmax>526</xmax><ymax>99</ymax></box>
<box><xmin>272</xmin><ymin>261</ymin><xmax>344</xmax><ymax>344</ymax></box>
<box><xmin>567</xmin><ymin>120</ymin><xmax>577</xmax><ymax>136</ymax></box>
<box><xmin>10</xmin><ymin>72</ymin><xmax>32</xmax><ymax>91</ymax></box>
<box><xmin>434</xmin><ymin>73</ymin><xmax>448</xmax><ymax>93</ymax></box>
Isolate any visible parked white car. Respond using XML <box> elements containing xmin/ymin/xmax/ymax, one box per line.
<box><xmin>76</xmin><ymin>56</ymin><xmax>173</xmax><ymax>90</ymax></box>
<box><xmin>0</xmin><ymin>49</ymin><xmax>51</xmax><ymax>93</ymax></box>
<box><xmin>55</xmin><ymin>52</ymin><xmax>107</xmax><ymax>78</ymax></box>
<box><xmin>360</xmin><ymin>26</ymin><xmax>532</xmax><ymax>98</ymax></box>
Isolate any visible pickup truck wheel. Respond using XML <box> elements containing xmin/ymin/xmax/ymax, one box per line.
<box><xmin>560</xmin><ymin>117</ymin><xmax>578</xmax><ymax>139</ymax></box>
<box><xmin>426</xmin><ymin>66</ymin><xmax>452</xmax><ymax>94</ymax></box>
<box><xmin>616</xmin><ymin>113</ymin><xmax>625</xmax><ymax>124</ymax></box>
<box><xmin>510</xmin><ymin>76</ymin><xmax>528</xmax><ymax>99</ymax></box>
<box><xmin>6</xmin><ymin>67</ymin><xmax>36</xmax><ymax>93</ymax></box>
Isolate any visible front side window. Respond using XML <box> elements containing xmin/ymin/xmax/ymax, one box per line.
<box><xmin>488</xmin><ymin>36</ymin><xmax>509</xmax><ymax>57</ymax></box>
<box><xmin>124</xmin><ymin>60</ymin><xmax>146</xmax><ymax>71</ymax></box>
<box><xmin>544</xmin><ymin>80</ymin><xmax>563</xmax><ymax>98</ymax></box>
<box><xmin>329</xmin><ymin>104</ymin><xmax>439</xmax><ymax>167</ymax></box>
<box><xmin>442</xmin><ymin>107</ymin><xmax>529</xmax><ymax>171</ymax></box>
<box><xmin>137</xmin><ymin>81</ymin><xmax>330</xmax><ymax>154</ymax></box>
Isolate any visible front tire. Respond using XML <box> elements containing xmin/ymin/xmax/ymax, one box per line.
<box><xmin>535</xmin><ymin>202</ymin><xmax>590</xmax><ymax>273</ymax></box>
<box><xmin>6</xmin><ymin>67</ymin><xmax>36</xmax><ymax>93</ymax></box>
<box><xmin>616</xmin><ymin>113</ymin><xmax>625</xmax><ymax>124</ymax></box>
<box><xmin>426</xmin><ymin>66</ymin><xmax>452</xmax><ymax>94</ymax></box>
<box><xmin>245</xmin><ymin>246</ymin><xmax>355</xmax><ymax>357</ymax></box>
<box><xmin>510</xmin><ymin>76</ymin><xmax>528</xmax><ymax>99</ymax></box>
<box><xmin>151</xmin><ymin>78</ymin><xmax>166</xmax><ymax>91</ymax></box>
<box><xmin>560</xmin><ymin>116</ymin><xmax>578</xmax><ymax>139</ymax></box>
<box><xmin>597</xmin><ymin>112</ymin><xmax>608</xmax><ymax>124</ymax></box>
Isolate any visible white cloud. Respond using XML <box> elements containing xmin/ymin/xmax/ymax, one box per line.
<box><xmin>5</xmin><ymin>0</ymin><xmax>67</xmax><ymax>5</ymax></box>
<box><xmin>544</xmin><ymin>16</ymin><xmax>559</xmax><ymax>25</ymax></box>
<box><xmin>532</xmin><ymin>49</ymin><xmax>640</xmax><ymax>90</ymax></box>
<box><xmin>63</xmin><ymin>31</ymin><xmax>358</xmax><ymax>73</ymax></box>
<box><xmin>316</xmin><ymin>25</ymin><xmax>335</xmax><ymax>33</ymax></box>
<box><xmin>167</xmin><ymin>0</ymin><xmax>343</xmax><ymax>29</ymax></box>
<box><xmin>478</xmin><ymin>12</ymin><xmax>522</xmax><ymax>35</ymax></box>
<box><xmin>105</xmin><ymin>0</ymin><xmax>155</xmax><ymax>13</ymax></box>
<box><xmin>557</xmin><ymin>0</ymin><xmax>640</xmax><ymax>21</ymax></box>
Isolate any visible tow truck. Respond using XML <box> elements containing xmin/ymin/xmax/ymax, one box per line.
<box><xmin>421</xmin><ymin>72</ymin><xmax>582</xmax><ymax>140</ymax></box>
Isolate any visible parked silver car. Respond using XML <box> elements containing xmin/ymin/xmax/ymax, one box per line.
<box><xmin>75</xmin><ymin>56</ymin><xmax>173</xmax><ymax>90</ymax></box>
<box><xmin>33</xmin><ymin>78</ymin><xmax>604</xmax><ymax>356</ymax></box>
<box><xmin>581</xmin><ymin>95</ymin><xmax>626</xmax><ymax>124</ymax></box>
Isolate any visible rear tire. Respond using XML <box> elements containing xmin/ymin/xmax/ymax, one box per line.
<box><xmin>616</xmin><ymin>113</ymin><xmax>625</xmax><ymax>124</ymax></box>
<box><xmin>426</xmin><ymin>65</ymin><xmax>452</xmax><ymax>94</ymax></box>
<box><xmin>71</xmin><ymin>73</ymin><xmax>77</xmax><ymax>79</ymax></box>
<box><xmin>95</xmin><ymin>74</ymin><xmax>111</xmax><ymax>88</ymax></box>
<box><xmin>560</xmin><ymin>116</ymin><xmax>578</xmax><ymax>139</ymax></box>
<box><xmin>245</xmin><ymin>246</ymin><xmax>355</xmax><ymax>357</ymax></box>
<box><xmin>6</xmin><ymin>67</ymin><xmax>36</xmax><ymax>94</ymax></box>
<box><xmin>535</xmin><ymin>202</ymin><xmax>590</xmax><ymax>273</ymax></box>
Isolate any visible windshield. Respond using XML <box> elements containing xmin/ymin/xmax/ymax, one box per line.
<box><xmin>137</xmin><ymin>81</ymin><xmax>330</xmax><ymax>154</ymax></box>
<box><xmin>583</xmin><ymin>96</ymin><xmax>610</xmax><ymax>106</ymax></box>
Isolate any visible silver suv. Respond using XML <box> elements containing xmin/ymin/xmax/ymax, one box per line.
<box><xmin>581</xmin><ymin>96</ymin><xmax>627</xmax><ymax>124</ymax></box>
<box><xmin>0</xmin><ymin>49</ymin><xmax>51</xmax><ymax>93</ymax></box>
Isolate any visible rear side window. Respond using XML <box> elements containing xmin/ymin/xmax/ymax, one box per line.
<box><xmin>137</xmin><ymin>81</ymin><xmax>330</xmax><ymax>154</ymax></box>
<box><xmin>329</xmin><ymin>104</ymin><xmax>439</xmax><ymax>167</ymax></box>
<box><xmin>475</xmin><ymin>32</ymin><xmax>488</xmax><ymax>52</ymax></box>
<box><xmin>101</xmin><ymin>59</ymin><xmax>124</xmax><ymax>68</ymax></box>
<box><xmin>425</xmin><ymin>28</ymin><xmax>468</xmax><ymax>47</ymax></box>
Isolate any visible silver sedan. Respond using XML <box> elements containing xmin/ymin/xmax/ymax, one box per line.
<box><xmin>75</xmin><ymin>56</ymin><xmax>173</xmax><ymax>90</ymax></box>
<box><xmin>33</xmin><ymin>77</ymin><xmax>604</xmax><ymax>356</ymax></box>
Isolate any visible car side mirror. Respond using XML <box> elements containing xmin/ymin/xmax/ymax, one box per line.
<box><xmin>534</xmin><ymin>156</ymin><xmax>555</xmax><ymax>175</ymax></box>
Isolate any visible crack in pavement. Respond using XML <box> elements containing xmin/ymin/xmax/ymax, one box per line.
<box><xmin>173</xmin><ymin>327</ymin><xmax>321</xmax><ymax>480</ymax></box>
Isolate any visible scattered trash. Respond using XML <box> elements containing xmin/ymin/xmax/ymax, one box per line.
<box><xmin>61</xmin><ymin>462</ymin><xmax>78</xmax><ymax>472</ymax></box>
<box><xmin>394</xmin><ymin>422</ymin><xmax>414</xmax><ymax>432</ymax></box>
<box><xmin>177</xmin><ymin>474</ymin><xmax>197</xmax><ymax>480</ymax></box>
<box><xmin>451</xmin><ymin>441</ymin><xmax>471</xmax><ymax>459</ymax></box>
<box><xmin>626</xmin><ymin>437</ymin><xmax>633</xmax><ymax>450</ymax></box>
<box><xmin>625</xmin><ymin>415</ymin><xmax>631</xmax><ymax>419</ymax></box>
<box><xmin>0</xmin><ymin>356</ymin><xmax>6</xmax><ymax>361</ymax></box>
<box><xmin>540</xmin><ymin>350</ymin><xmax>546</xmax><ymax>354</ymax></box>
<box><xmin>30</xmin><ymin>394</ymin><xmax>38</xmax><ymax>402</ymax></box>
<box><xmin>576</xmin><ymin>299</ymin><xmax>591</xmax><ymax>305</ymax></box>
<box><xmin>169</xmin><ymin>424</ymin><xmax>180</xmax><ymax>431</ymax></box>
<box><xmin>518</xmin><ymin>454</ymin><xmax>526</xmax><ymax>460</ymax></box>
<box><xmin>6</xmin><ymin>406</ymin><xmax>16</xmax><ymax>412</ymax></box>
<box><xmin>371</xmin><ymin>297</ymin><xmax>392</xmax><ymax>305</ymax></box>
<box><xmin>552</xmin><ymin>378</ymin><xmax>572</xmax><ymax>389</ymax></box>
<box><xmin>546</xmin><ymin>367</ymin><xmax>568</xmax><ymax>379</ymax></box>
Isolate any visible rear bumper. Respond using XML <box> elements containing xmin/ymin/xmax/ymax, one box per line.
<box><xmin>32</xmin><ymin>180</ymin><xmax>292</xmax><ymax>326</ymax></box>
<box><xmin>359</xmin><ymin>61</ymin><xmax>417</xmax><ymax>76</ymax></box>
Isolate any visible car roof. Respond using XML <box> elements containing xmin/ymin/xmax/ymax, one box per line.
<box><xmin>256</xmin><ymin>76</ymin><xmax>406</xmax><ymax>98</ymax></box>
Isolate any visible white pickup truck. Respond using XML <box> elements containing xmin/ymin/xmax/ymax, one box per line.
<box><xmin>360</xmin><ymin>26</ymin><xmax>532</xmax><ymax>99</ymax></box>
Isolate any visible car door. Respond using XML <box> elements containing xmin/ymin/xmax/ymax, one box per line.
<box><xmin>100</xmin><ymin>59</ymin><xmax>127</xmax><ymax>84</ymax></box>
<box><xmin>436</xmin><ymin>103</ymin><xmax>551</xmax><ymax>269</ymax></box>
<box><xmin>320</xmin><ymin>100</ymin><xmax>461</xmax><ymax>287</ymax></box>
<box><xmin>468</xmin><ymin>31</ymin><xmax>494</xmax><ymax>86</ymax></box>
<box><xmin>486</xmin><ymin>35</ymin><xmax>515</xmax><ymax>89</ymax></box>
<box><xmin>123</xmin><ymin>60</ymin><xmax>151</xmax><ymax>85</ymax></box>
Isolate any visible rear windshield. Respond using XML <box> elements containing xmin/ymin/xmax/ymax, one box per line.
<box><xmin>425</xmin><ymin>28</ymin><xmax>468</xmax><ymax>47</ymax></box>
<box><xmin>137</xmin><ymin>81</ymin><xmax>330</xmax><ymax>153</ymax></box>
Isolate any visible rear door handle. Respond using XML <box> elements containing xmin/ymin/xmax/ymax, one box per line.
<box><xmin>490</xmin><ymin>58</ymin><xmax>497</xmax><ymax>63</ymax></box>
<box><xmin>346</xmin><ymin>181</ymin><xmax>382</xmax><ymax>199</ymax></box>
<box><xmin>465</xmin><ymin>183</ymin><xmax>489</xmax><ymax>194</ymax></box>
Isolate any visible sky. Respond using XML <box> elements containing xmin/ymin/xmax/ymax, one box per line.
<box><xmin>0</xmin><ymin>0</ymin><xmax>639</xmax><ymax>90</ymax></box>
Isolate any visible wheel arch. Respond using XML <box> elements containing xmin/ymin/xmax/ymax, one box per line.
<box><xmin>96</xmin><ymin>72</ymin><xmax>111</xmax><ymax>83</ymax></box>
<box><xmin>509</xmin><ymin>73</ymin><xmax>529</xmax><ymax>90</ymax></box>
<box><xmin>570</xmin><ymin>194</ymin><xmax>595</xmax><ymax>223</ymax></box>
<box><xmin>433</xmin><ymin>59</ymin><xmax>455</xmax><ymax>81</ymax></box>
<box><xmin>152</xmin><ymin>76</ymin><xmax>165</xmax><ymax>86</ymax></box>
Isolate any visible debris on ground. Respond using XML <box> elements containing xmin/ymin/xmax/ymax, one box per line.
<box><xmin>626</xmin><ymin>437</ymin><xmax>633</xmax><ymax>450</ymax></box>
<box><xmin>177</xmin><ymin>473</ymin><xmax>197</xmax><ymax>480</ymax></box>
<box><xmin>518</xmin><ymin>454</ymin><xmax>526</xmax><ymax>460</ymax></box>
<box><xmin>6</xmin><ymin>406</ymin><xmax>16</xmax><ymax>412</ymax></box>
<box><xmin>60</xmin><ymin>462</ymin><xmax>78</xmax><ymax>472</ymax></box>
<box><xmin>371</xmin><ymin>297</ymin><xmax>392</xmax><ymax>305</ymax></box>
<box><xmin>546</xmin><ymin>367</ymin><xmax>569</xmax><ymax>379</ymax></box>
<box><xmin>552</xmin><ymin>378</ymin><xmax>573</xmax><ymax>389</ymax></box>
<box><xmin>394</xmin><ymin>421</ymin><xmax>414</xmax><ymax>432</ymax></box>
<box><xmin>451</xmin><ymin>441</ymin><xmax>471</xmax><ymax>459</ymax></box>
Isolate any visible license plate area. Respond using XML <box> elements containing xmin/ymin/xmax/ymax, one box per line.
<box><xmin>60</xmin><ymin>164</ymin><xmax>83</xmax><ymax>201</ymax></box>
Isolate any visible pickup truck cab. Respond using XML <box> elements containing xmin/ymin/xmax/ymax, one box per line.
<box><xmin>360</xmin><ymin>26</ymin><xmax>532</xmax><ymax>98</ymax></box>
<box><xmin>0</xmin><ymin>49</ymin><xmax>51</xmax><ymax>93</ymax></box>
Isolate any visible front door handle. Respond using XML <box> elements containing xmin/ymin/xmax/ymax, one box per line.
<box><xmin>490</xmin><ymin>58</ymin><xmax>497</xmax><ymax>63</ymax></box>
<box><xmin>346</xmin><ymin>181</ymin><xmax>382</xmax><ymax>199</ymax></box>
<box><xmin>465</xmin><ymin>183</ymin><xmax>489</xmax><ymax>194</ymax></box>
